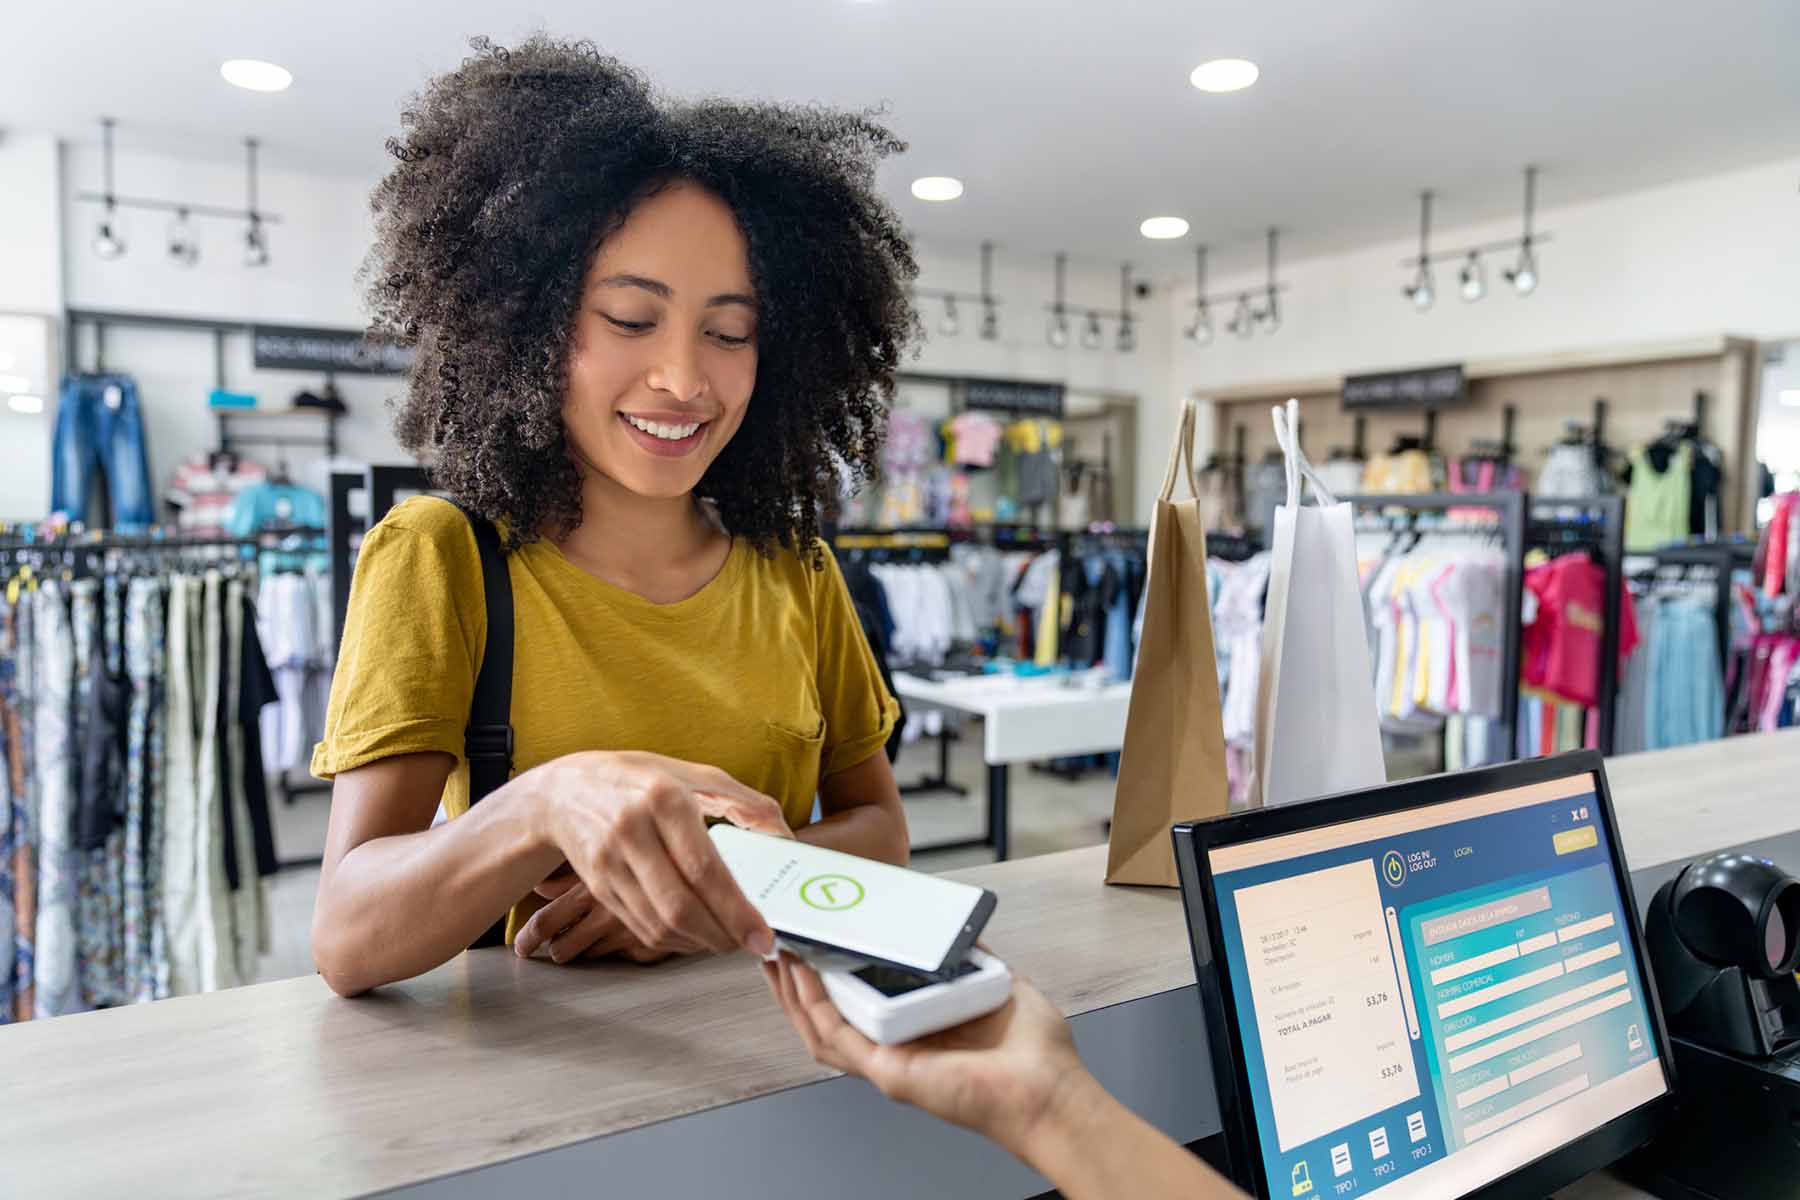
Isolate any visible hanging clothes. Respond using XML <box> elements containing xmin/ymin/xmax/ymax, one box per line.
<box><xmin>1644</xmin><ymin>598</ymin><xmax>1725</xmax><ymax>748</ymax></box>
<box><xmin>0</xmin><ymin>537</ymin><xmax>281</xmax><ymax>1021</ymax></box>
<box><xmin>1520</xmin><ymin>553</ymin><xmax>1640</xmax><ymax>709</ymax></box>
<box><xmin>1624</xmin><ymin>443</ymin><xmax>1692</xmax><ymax>553</ymax></box>
<box><xmin>166</xmin><ymin>455</ymin><xmax>269</xmax><ymax>538</ymax></box>
<box><xmin>1537</xmin><ymin>442</ymin><xmax>1608</xmax><ymax>500</ymax></box>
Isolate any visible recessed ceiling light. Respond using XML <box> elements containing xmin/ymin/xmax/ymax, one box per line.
<box><xmin>1140</xmin><ymin>216</ymin><xmax>1190</xmax><ymax>240</ymax></box>
<box><xmin>911</xmin><ymin>176</ymin><xmax>964</xmax><ymax>203</ymax></box>
<box><xmin>1190</xmin><ymin>58</ymin><xmax>1259</xmax><ymax>93</ymax></box>
<box><xmin>221</xmin><ymin>59</ymin><xmax>293</xmax><ymax>93</ymax></box>
<box><xmin>7</xmin><ymin>394</ymin><xmax>44</xmax><ymax>415</ymax></box>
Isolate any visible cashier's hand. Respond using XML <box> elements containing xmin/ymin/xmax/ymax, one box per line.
<box><xmin>532</xmin><ymin>750</ymin><xmax>792</xmax><ymax>961</ymax></box>
<box><xmin>764</xmin><ymin>955</ymin><xmax>1088</xmax><ymax>1158</ymax></box>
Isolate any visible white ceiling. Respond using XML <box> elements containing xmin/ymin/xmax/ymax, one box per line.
<box><xmin>7</xmin><ymin>0</ymin><xmax>1799</xmax><ymax>280</ymax></box>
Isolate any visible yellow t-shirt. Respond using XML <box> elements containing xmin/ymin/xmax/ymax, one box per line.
<box><xmin>311</xmin><ymin>496</ymin><xmax>900</xmax><ymax>939</ymax></box>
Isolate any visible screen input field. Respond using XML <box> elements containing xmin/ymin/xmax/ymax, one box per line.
<box><xmin>1464</xmin><ymin>1074</ymin><xmax>1592</xmax><ymax>1142</ymax></box>
<box><xmin>1557</xmin><ymin>912</ymin><xmax>1616</xmax><ymax>943</ymax></box>
<box><xmin>1509</xmin><ymin>1041</ymin><xmax>1584</xmax><ymax>1087</ymax></box>
<box><xmin>1448</xmin><ymin>990</ymin><xmax>1632</xmax><ymax>1073</ymax></box>
<box><xmin>1444</xmin><ymin>973</ymin><xmax>1629</xmax><ymax>1052</ymax></box>
<box><xmin>1420</xmin><ymin>887</ymin><xmax>1553</xmax><ymax>948</ymax></box>
<box><xmin>1564</xmin><ymin>942</ymin><xmax>1622</xmax><ymax>972</ymax></box>
<box><xmin>1430</xmin><ymin>943</ymin><xmax>1520</xmax><ymax>987</ymax></box>
<box><xmin>1439</xmin><ymin>962</ymin><xmax>1566</xmax><ymax>1018</ymax></box>
<box><xmin>1455</xmin><ymin>1075</ymin><xmax>1512</xmax><ymax>1111</ymax></box>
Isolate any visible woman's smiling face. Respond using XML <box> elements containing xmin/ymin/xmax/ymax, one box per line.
<box><xmin>562</xmin><ymin>181</ymin><xmax>760</xmax><ymax>499</ymax></box>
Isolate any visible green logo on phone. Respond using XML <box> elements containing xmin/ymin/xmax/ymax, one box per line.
<box><xmin>800</xmin><ymin>873</ymin><xmax>865</xmax><ymax>911</ymax></box>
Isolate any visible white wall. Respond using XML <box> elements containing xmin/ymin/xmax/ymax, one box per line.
<box><xmin>1758</xmin><ymin>340</ymin><xmax>1800</xmax><ymax>491</ymax></box>
<box><xmin>1169</xmin><ymin>154</ymin><xmax>1800</xmax><ymax>454</ymax></box>
<box><xmin>57</xmin><ymin>142</ymin><xmax>406</xmax><ymax>505</ymax></box>
<box><xmin>0</xmin><ymin>132</ymin><xmax>63</xmax><ymax>314</ymax></box>
<box><xmin>908</xmin><ymin>245</ymin><xmax>1177</xmax><ymax>523</ymax></box>
<box><xmin>0</xmin><ymin>132</ymin><xmax>64</xmax><ymax>517</ymax></box>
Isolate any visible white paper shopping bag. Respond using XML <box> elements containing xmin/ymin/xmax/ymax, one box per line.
<box><xmin>1252</xmin><ymin>399</ymin><xmax>1387</xmax><ymax>808</ymax></box>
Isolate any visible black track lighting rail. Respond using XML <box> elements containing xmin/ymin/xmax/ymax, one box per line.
<box><xmin>1395</xmin><ymin>232</ymin><xmax>1553</xmax><ymax>270</ymax></box>
<box><xmin>74</xmin><ymin>193</ymin><xmax>285</xmax><ymax>225</ymax></box>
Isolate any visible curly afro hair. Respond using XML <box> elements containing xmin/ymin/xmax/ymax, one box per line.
<box><xmin>364</xmin><ymin>35</ymin><xmax>918</xmax><ymax>556</ymax></box>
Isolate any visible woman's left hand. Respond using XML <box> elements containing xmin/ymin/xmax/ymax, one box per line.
<box><xmin>514</xmin><ymin>873</ymin><xmax>695</xmax><ymax>964</ymax></box>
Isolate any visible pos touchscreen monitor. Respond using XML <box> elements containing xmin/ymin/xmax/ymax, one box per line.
<box><xmin>1174</xmin><ymin>752</ymin><xmax>1674</xmax><ymax>1200</ymax></box>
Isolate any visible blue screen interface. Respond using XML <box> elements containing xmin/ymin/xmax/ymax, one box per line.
<box><xmin>1207</xmin><ymin>774</ymin><xmax>1667</xmax><ymax>1200</ymax></box>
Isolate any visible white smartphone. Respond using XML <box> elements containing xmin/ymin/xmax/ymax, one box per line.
<box><xmin>709</xmin><ymin>825</ymin><xmax>996</xmax><ymax>979</ymax></box>
<box><xmin>819</xmin><ymin>948</ymin><xmax>1012</xmax><ymax>1045</ymax></box>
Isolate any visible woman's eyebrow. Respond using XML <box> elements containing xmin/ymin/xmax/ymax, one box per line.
<box><xmin>593</xmin><ymin>274</ymin><xmax>757</xmax><ymax>310</ymax></box>
<box><xmin>594</xmin><ymin>273</ymin><xmax>672</xmax><ymax>299</ymax></box>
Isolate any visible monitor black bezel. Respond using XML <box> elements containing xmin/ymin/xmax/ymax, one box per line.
<box><xmin>1172</xmin><ymin>751</ymin><xmax>1677</xmax><ymax>1200</ymax></box>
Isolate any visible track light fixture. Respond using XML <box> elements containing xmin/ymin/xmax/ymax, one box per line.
<box><xmin>1081</xmin><ymin>311</ymin><xmax>1104</xmax><ymax>351</ymax></box>
<box><xmin>1115</xmin><ymin>263</ymin><xmax>1135</xmax><ymax>353</ymax></box>
<box><xmin>1398</xmin><ymin>166</ymin><xmax>1548</xmax><ymax>310</ymax></box>
<box><xmin>1459</xmin><ymin>250</ymin><xmax>1485</xmax><ymax>302</ymax></box>
<box><xmin>1186</xmin><ymin>234</ymin><xmax>1286</xmax><ymax>347</ymax></box>
<box><xmin>81</xmin><ymin>119</ymin><xmax>284</xmax><ymax>265</ymax></box>
<box><xmin>938</xmin><ymin>294</ymin><xmax>960</xmax><ymax>337</ymax></box>
<box><xmin>1046</xmin><ymin>252</ymin><xmax>1070</xmax><ymax>348</ymax></box>
<box><xmin>1227</xmin><ymin>292</ymin><xmax>1256</xmax><ymax>339</ymax></box>
<box><xmin>1183</xmin><ymin>245</ymin><xmax>1213</xmax><ymax>344</ymax></box>
<box><xmin>242</xmin><ymin>138</ymin><xmax>270</xmax><ymax>267</ymax></box>
<box><xmin>92</xmin><ymin>118</ymin><xmax>126</xmax><ymax>260</ymax></box>
<box><xmin>1403</xmin><ymin>190</ymin><xmax>1435</xmax><ymax>311</ymax></box>
<box><xmin>1504</xmin><ymin>166</ymin><xmax>1541</xmax><ymax>296</ymax></box>
<box><xmin>167</xmin><ymin>208</ymin><xmax>199</xmax><ymax>267</ymax></box>
<box><xmin>978</xmin><ymin>241</ymin><xmax>1000</xmax><ymax>341</ymax></box>
<box><xmin>1254</xmin><ymin>228</ymin><xmax>1281</xmax><ymax>333</ymax></box>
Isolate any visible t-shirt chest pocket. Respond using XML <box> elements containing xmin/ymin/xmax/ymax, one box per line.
<box><xmin>757</xmin><ymin>705</ymin><xmax>826</xmax><ymax>828</ymax></box>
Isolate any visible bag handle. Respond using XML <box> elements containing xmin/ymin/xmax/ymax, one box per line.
<box><xmin>1270</xmin><ymin>398</ymin><xmax>1338</xmax><ymax>508</ymax></box>
<box><xmin>1159</xmin><ymin>399</ymin><xmax>1202</xmax><ymax>502</ymax></box>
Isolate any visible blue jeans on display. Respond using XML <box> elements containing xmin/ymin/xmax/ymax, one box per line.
<box><xmin>50</xmin><ymin>375</ymin><xmax>154</xmax><ymax>530</ymax></box>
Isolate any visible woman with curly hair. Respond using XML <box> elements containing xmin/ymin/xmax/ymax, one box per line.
<box><xmin>308</xmin><ymin>36</ymin><xmax>918</xmax><ymax>996</ymax></box>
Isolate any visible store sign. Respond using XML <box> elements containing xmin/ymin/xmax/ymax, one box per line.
<box><xmin>1342</xmin><ymin>364</ymin><xmax>1466</xmax><ymax>410</ymax></box>
<box><xmin>252</xmin><ymin>324</ymin><xmax>415</xmax><ymax>375</ymax></box>
<box><xmin>957</xmin><ymin>377</ymin><xmax>1065</xmax><ymax>417</ymax></box>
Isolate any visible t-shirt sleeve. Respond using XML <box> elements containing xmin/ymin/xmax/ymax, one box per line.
<box><xmin>812</xmin><ymin>542</ymin><xmax>900</xmax><ymax>778</ymax></box>
<box><xmin>309</xmin><ymin>497</ymin><xmax>486</xmax><ymax>779</ymax></box>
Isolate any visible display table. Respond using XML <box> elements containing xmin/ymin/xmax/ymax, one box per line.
<box><xmin>893</xmin><ymin>671</ymin><xmax>1133</xmax><ymax>859</ymax></box>
<box><xmin>4</xmin><ymin>730</ymin><xmax>1795</xmax><ymax>1198</ymax></box>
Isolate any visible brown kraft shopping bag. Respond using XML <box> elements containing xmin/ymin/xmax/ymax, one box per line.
<box><xmin>1106</xmin><ymin>399</ymin><xmax>1230</xmax><ymax>886</ymax></box>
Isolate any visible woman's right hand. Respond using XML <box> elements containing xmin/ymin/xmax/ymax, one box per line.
<box><xmin>533</xmin><ymin>750</ymin><xmax>791</xmax><ymax>960</ymax></box>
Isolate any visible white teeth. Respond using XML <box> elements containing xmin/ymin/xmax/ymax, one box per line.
<box><xmin>625</xmin><ymin>415</ymin><xmax>701</xmax><ymax>441</ymax></box>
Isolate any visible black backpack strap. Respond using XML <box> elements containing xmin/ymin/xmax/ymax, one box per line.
<box><xmin>456</xmin><ymin>504</ymin><xmax>514</xmax><ymax>950</ymax></box>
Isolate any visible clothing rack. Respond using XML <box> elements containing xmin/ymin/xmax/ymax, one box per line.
<box><xmin>1528</xmin><ymin>496</ymin><xmax>1626</xmax><ymax>753</ymax></box>
<box><xmin>1346</xmin><ymin>492</ymin><xmax>1527</xmax><ymax>754</ymax></box>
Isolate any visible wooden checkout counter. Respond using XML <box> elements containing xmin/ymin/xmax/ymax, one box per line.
<box><xmin>3</xmin><ymin>730</ymin><xmax>1796</xmax><ymax>1198</ymax></box>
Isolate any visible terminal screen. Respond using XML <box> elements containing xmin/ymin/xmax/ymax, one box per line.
<box><xmin>1207</xmin><ymin>774</ymin><xmax>1666</xmax><ymax>1200</ymax></box>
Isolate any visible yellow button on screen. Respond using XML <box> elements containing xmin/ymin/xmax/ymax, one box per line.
<box><xmin>1554</xmin><ymin>826</ymin><xmax>1598</xmax><ymax>855</ymax></box>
